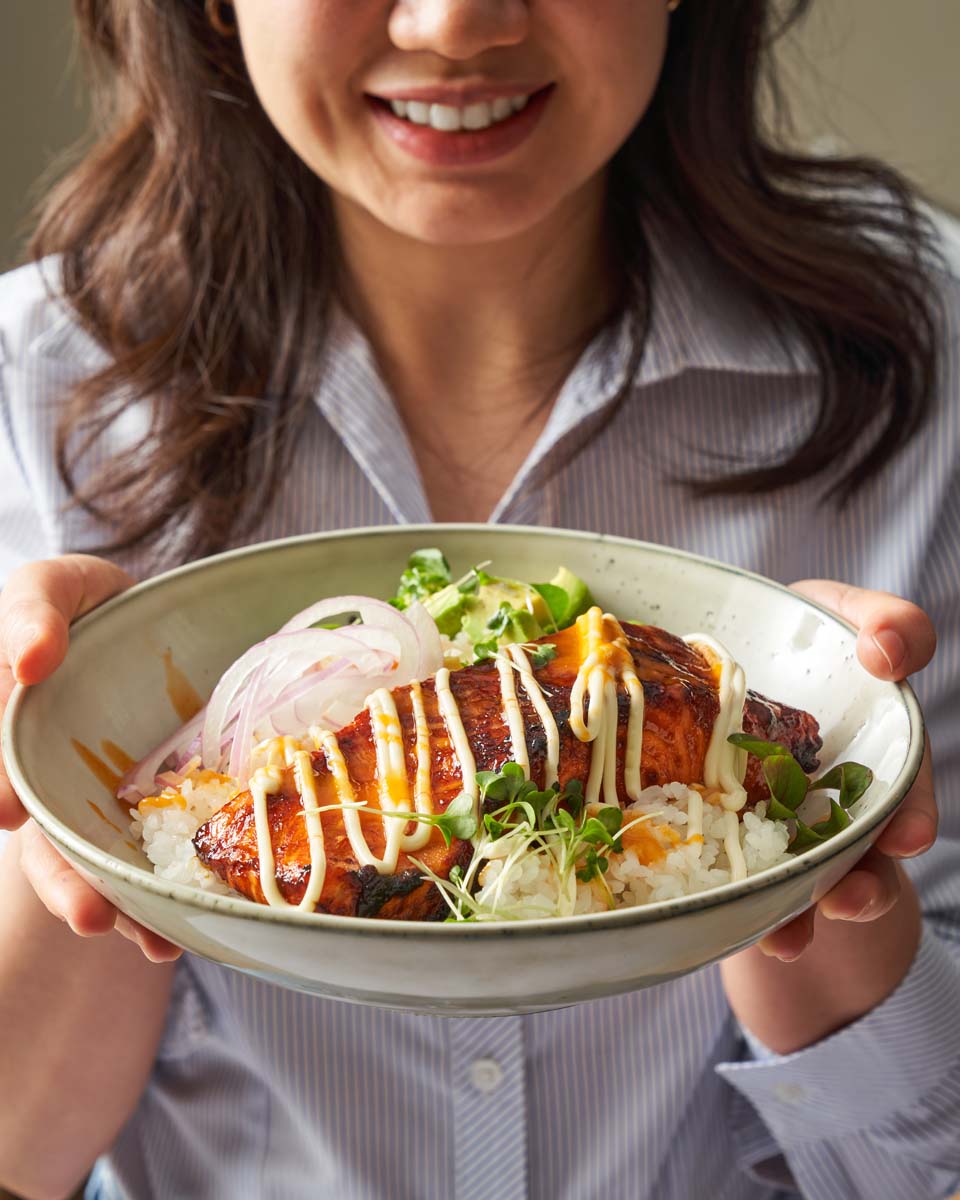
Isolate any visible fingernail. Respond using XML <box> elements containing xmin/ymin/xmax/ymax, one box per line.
<box><xmin>895</xmin><ymin>811</ymin><xmax>937</xmax><ymax>857</ymax></box>
<box><xmin>871</xmin><ymin>630</ymin><xmax>906</xmax><ymax>675</ymax></box>
<box><xmin>851</xmin><ymin>897</ymin><xmax>882</xmax><ymax>922</ymax></box>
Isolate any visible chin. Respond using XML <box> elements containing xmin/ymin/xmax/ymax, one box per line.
<box><xmin>370</xmin><ymin>182</ymin><xmax>563</xmax><ymax>248</ymax></box>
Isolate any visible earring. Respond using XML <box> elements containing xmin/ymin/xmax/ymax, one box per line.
<box><xmin>206</xmin><ymin>0</ymin><xmax>237</xmax><ymax>37</ymax></box>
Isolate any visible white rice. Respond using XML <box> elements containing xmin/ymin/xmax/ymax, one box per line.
<box><xmin>132</xmin><ymin>773</ymin><xmax>792</xmax><ymax>917</ymax></box>
<box><xmin>475</xmin><ymin>783</ymin><xmax>792</xmax><ymax>918</ymax></box>
<box><xmin>131</xmin><ymin>772</ymin><xmax>237</xmax><ymax>895</ymax></box>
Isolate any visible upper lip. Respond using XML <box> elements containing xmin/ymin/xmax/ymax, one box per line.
<box><xmin>368</xmin><ymin>82</ymin><xmax>550</xmax><ymax>106</ymax></box>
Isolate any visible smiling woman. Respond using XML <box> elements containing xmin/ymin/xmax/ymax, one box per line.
<box><xmin>30</xmin><ymin>0</ymin><xmax>939</xmax><ymax>543</ymax></box>
<box><xmin>0</xmin><ymin>1</ymin><xmax>959</xmax><ymax>1198</ymax></box>
<box><xmin>232</xmin><ymin>0</ymin><xmax>666</xmax><ymax>239</ymax></box>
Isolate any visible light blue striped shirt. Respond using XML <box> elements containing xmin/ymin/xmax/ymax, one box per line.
<box><xmin>1</xmin><ymin>225</ymin><xmax>959</xmax><ymax>1199</ymax></box>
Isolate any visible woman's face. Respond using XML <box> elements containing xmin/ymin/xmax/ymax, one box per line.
<box><xmin>232</xmin><ymin>1</ymin><xmax>670</xmax><ymax>247</ymax></box>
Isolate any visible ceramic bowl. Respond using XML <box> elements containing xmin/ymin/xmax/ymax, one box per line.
<box><xmin>3</xmin><ymin>525</ymin><xmax>923</xmax><ymax>1015</ymax></box>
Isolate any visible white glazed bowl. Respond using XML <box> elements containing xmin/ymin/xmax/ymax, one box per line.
<box><xmin>3</xmin><ymin>525</ymin><xmax>923</xmax><ymax>1014</ymax></box>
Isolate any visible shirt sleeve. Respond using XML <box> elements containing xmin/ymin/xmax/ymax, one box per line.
<box><xmin>716</xmin><ymin>925</ymin><xmax>960</xmax><ymax>1199</ymax></box>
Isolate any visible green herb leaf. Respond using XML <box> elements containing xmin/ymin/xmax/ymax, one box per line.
<box><xmin>817</xmin><ymin>798</ymin><xmax>852</xmax><ymax>837</ymax></box>
<box><xmin>482</xmin><ymin>603</ymin><xmax>542</xmax><ymax>647</ymax></box>
<box><xmin>472</xmin><ymin>637</ymin><xmax>499</xmax><ymax>662</ymax></box>
<box><xmin>477</xmin><ymin>761</ymin><xmax>530</xmax><ymax>808</ymax></box>
<box><xmin>532</xmin><ymin>583</ymin><xmax>569</xmax><ymax>631</ymax></box>
<box><xmin>808</xmin><ymin>762</ymin><xmax>873</xmax><ymax>809</ymax></box>
<box><xmin>790</xmin><ymin>801</ymin><xmax>852</xmax><ymax>852</ymax></box>
<box><xmin>554</xmin><ymin>808</ymin><xmax>577</xmax><ymax>836</ymax></box>
<box><xmin>727</xmin><ymin>733</ymin><xmax>793</xmax><ymax>760</ymax></box>
<box><xmin>484</xmin><ymin>813</ymin><xmax>506</xmax><ymax>838</ymax></box>
<box><xmin>580</xmin><ymin>807</ymin><xmax>623</xmax><ymax>850</ymax></box>
<box><xmin>457</xmin><ymin>566</ymin><xmax>495</xmax><ymax>595</ymax></box>
<box><xmin>594</xmin><ymin>805</ymin><xmax>623</xmax><ymax>837</ymax></box>
<box><xmin>391</xmin><ymin>548</ymin><xmax>451</xmax><ymax>609</ymax></box>
<box><xmin>527</xmin><ymin>643</ymin><xmax>558</xmax><ymax>670</ymax></box>
<box><xmin>789</xmin><ymin>818</ymin><xmax>824</xmax><ymax>853</ymax></box>
<box><xmin>762</xmin><ymin>754</ymin><xmax>809</xmax><ymax>813</ymax></box>
<box><xmin>533</xmin><ymin>569</ymin><xmax>596</xmax><ymax>630</ymax></box>
<box><xmin>432</xmin><ymin>790</ymin><xmax>478</xmax><ymax>845</ymax></box>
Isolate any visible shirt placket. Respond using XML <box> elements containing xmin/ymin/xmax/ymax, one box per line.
<box><xmin>447</xmin><ymin>1015</ymin><xmax>527</xmax><ymax>1200</ymax></box>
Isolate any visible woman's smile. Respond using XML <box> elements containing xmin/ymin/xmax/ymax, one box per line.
<box><xmin>232</xmin><ymin>0</ymin><xmax>669</xmax><ymax>245</ymax></box>
<box><xmin>366</xmin><ymin>83</ymin><xmax>554</xmax><ymax>166</ymax></box>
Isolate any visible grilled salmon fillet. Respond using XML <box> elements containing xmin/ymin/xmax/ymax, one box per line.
<box><xmin>193</xmin><ymin>620</ymin><xmax>821</xmax><ymax>918</ymax></box>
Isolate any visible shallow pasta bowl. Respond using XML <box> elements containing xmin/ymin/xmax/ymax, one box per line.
<box><xmin>3</xmin><ymin>525</ymin><xmax>924</xmax><ymax>1015</ymax></box>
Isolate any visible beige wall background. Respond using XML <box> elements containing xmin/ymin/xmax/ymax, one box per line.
<box><xmin>1</xmin><ymin>0</ymin><xmax>957</xmax><ymax>271</ymax></box>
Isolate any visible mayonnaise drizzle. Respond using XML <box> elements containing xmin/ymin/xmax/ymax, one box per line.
<box><xmin>505</xmin><ymin>645</ymin><xmax>560</xmax><ymax>787</ymax></box>
<box><xmin>495</xmin><ymin>650</ymin><xmax>530</xmax><ymax>777</ymax></box>
<box><xmin>402</xmin><ymin>680</ymin><xmax>435</xmax><ymax>852</ymax></box>
<box><xmin>723</xmin><ymin>809</ymin><xmax>747</xmax><ymax>881</ymax></box>
<box><xmin>682</xmin><ymin>633</ymin><xmax>748</xmax><ymax>811</ymax></box>
<box><xmin>435</xmin><ymin>666</ymin><xmax>479</xmax><ymax>820</ymax></box>
<box><xmin>366</xmin><ymin>687</ymin><xmax>412</xmax><ymax>870</ymax></box>
<box><xmin>569</xmin><ymin>609</ymin><xmax>645</xmax><ymax>807</ymax></box>
<box><xmin>246</xmin><ymin>736</ymin><xmax>330</xmax><ymax>909</ymax></box>
<box><xmin>293</xmin><ymin>749</ymin><xmax>327</xmax><ymax>910</ymax></box>
<box><xmin>317</xmin><ymin>729</ymin><xmax>382</xmax><ymax>872</ymax></box>
<box><xmin>250</xmin><ymin>764</ymin><xmax>286</xmax><ymax>907</ymax></box>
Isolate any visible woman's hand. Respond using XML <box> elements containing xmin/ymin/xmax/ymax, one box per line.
<box><xmin>0</xmin><ymin>555</ymin><xmax>181</xmax><ymax>962</ymax></box>
<box><xmin>720</xmin><ymin>581</ymin><xmax>938</xmax><ymax>1052</ymax></box>
<box><xmin>763</xmin><ymin>580</ymin><xmax>937</xmax><ymax>958</ymax></box>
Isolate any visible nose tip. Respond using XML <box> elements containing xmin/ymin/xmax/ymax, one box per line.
<box><xmin>389</xmin><ymin>0</ymin><xmax>529</xmax><ymax>60</ymax></box>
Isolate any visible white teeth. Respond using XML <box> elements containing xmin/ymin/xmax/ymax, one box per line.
<box><xmin>462</xmin><ymin>102</ymin><xmax>493</xmax><ymax>131</ymax></box>
<box><xmin>386</xmin><ymin>94</ymin><xmax>533</xmax><ymax>132</ymax></box>
<box><xmin>429</xmin><ymin>103</ymin><xmax>462</xmax><ymax>132</ymax></box>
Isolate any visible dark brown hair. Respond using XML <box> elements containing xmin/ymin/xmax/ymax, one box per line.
<box><xmin>32</xmin><ymin>0</ymin><xmax>942</xmax><ymax>559</ymax></box>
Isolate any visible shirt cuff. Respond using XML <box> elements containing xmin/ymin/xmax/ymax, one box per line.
<box><xmin>715</xmin><ymin>925</ymin><xmax>960</xmax><ymax>1147</ymax></box>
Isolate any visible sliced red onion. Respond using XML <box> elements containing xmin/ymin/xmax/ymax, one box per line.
<box><xmin>123</xmin><ymin>592</ymin><xmax>446</xmax><ymax>802</ymax></box>
<box><xmin>201</xmin><ymin>627</ymin><xmax>386</xmax><ymax>769</ymax></box>
<box><xmin>227</xmin><ymin>661</ymin><xmax>268</xmax><ymax>781</ymax></box>
<box><xmin>279</xmin><ymin>595</ymin><xmax>425</xmax><ymax>676</ymax></box>
<box><xmin>405</xmin><ymin>600</ymin><xmax>443</xmax><ymax>678</ymax></box>
<box><xmin>118</xmin><ymin>710</ymin><xmax>205</xmax><ymax>804</ymax></box>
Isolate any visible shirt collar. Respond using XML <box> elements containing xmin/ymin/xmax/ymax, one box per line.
<box><xmin>316</xmin><ymin>232</ymin><xmax>815</xmax><ymax>523</ymax></box>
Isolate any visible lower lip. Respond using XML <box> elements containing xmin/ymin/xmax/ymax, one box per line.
<box><xmin>368</xmin><ymin>87</ymin><xmax>553</xmax><ymax>167</ymax></box>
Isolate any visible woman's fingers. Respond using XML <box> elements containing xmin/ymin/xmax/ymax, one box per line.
<box><xmin>759</xmin><ymin>850</ymin><xmax>902</xmax><ymax>962</ymax></box>
<box><xmin>114</xmin><ymin>914</ymin><xmax>183</xmax><ymax>963</ymax></box>
<box><xmin>818</xmin><ymin>847</ymin><xmax>901</xmax><ymax>922</ymax></box>
<box><xmin>874</xmin><ymin>738</ymin><xmax>937</xmax><ymax>859</ymax></box>
<box><xmin>0</xmin><ymin>555</ymin><xmax>134</xmax><ymax>686</ymax></box>
<box><xmin>0</xmin><ymin>554</ymin><xmax>134</xmax><ymax>829</ymax></box>
<box><xmin>18</xmin><ymin>822</ymin><xmax>181</xmax><ymax>961</ymax></box>
<box><xmin>18</xmin><ymin>819</ymin><xmax>116</xmax><ymax>935</ymax></box>
<box><xmin>789</xmin><ymin>579</ymin><xmax>937</xmax><ymax>681</ymax></box>
<box><xmin>758</xmin><ymin>905</ymin><xmax>816</xmax><ymax>962</ymax></box>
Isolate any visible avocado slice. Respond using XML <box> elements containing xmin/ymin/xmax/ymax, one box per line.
<box><xmin>461</xmin><ymin>578</ymin><xmax>551</xmax><ymax>645</ymax></box>
<box><xmin>422</xmin><ymin>583</ymin><xmax>470</xmax><ymax>637</ymax></box>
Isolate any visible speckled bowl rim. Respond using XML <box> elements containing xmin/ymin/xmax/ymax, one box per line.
<box><xmin>4</xmin><ymin>523</ymin><xmax>925</xmax><ymax>941</ymax></box>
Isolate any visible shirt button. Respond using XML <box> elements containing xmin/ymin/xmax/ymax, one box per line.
<box><xmin>469</xmin><ymin>1057</ymin><xmax>504</xmax><ymax>1095</ymax></box>
<box><xmin>773</xmin><ymin>1083</ymin><xmax>806</xmax><ymax>1105</ymax></box>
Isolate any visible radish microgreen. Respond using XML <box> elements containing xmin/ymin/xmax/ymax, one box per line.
<box><xmin>411</xmin><ymin>763</ymin><xmax>659</xmax><ymax>920</ymax></box>
<box><xmin>390</xmin><ymin>548</ymin><xmax>451</xmax><ymax>609</ymax></box>
<box><xmin>727</xmin><ymin>733</ymin><xmax>872</xmax><ymax>850</ymax></box>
